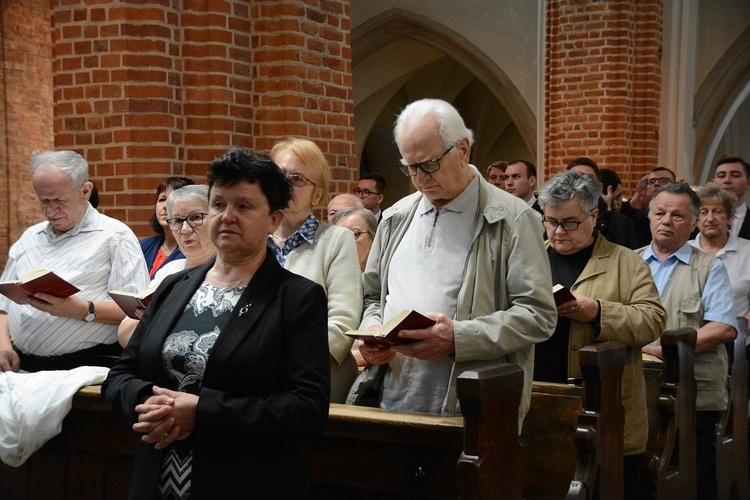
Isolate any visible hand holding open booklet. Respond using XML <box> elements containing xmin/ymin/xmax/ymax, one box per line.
<box><xmin>109</xmin><ymin>281</ymin><xmax>160</xmax><ymax>319</ymax></box>
<box><xmin>0</xmin><ymin>268</ymin><xmax>80</xmax><ymax>305</ymax></box>
<box><xmin>344</xmin><ymin>309</ymin><xmax>435</xmax><ymax>347</ymax></box>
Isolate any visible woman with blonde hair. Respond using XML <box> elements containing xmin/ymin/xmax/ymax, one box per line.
<box><xmin>270</xmin><ymin>138</ymin><xmax>362</xmax><ymax>403</ymax></box>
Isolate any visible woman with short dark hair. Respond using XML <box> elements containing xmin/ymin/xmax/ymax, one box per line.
<box><xmin>103</xmin><ymin>146</ymin><xmax>330</xmax><ymax>498</ymax></box>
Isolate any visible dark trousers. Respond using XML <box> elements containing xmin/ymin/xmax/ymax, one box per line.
<box><xmin>624</xmin><ymin>453</ymin><xmax>644</xmax><ymax>500</ymax></box>
<box><xmin>696</xmin><ymin>410</ymin><xmax>720</xmax><ymax>500</ymax></box>
<box><xmin>17</xmin><ymin>342</ymin><xmax>122</xmax><ymax>372</ymax></box>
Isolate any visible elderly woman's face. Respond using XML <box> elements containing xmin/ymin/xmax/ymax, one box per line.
<box><xmin>697</xmin><ymin>200</ymin><xmax>731</xmax><ymax>240</ymax></box>
<box><xmin>335</xmin><ymin>213</ymin><xmax>373</xmax><ymax>272</ymax></box>
<box><xmin>169</xmin><ymin>198</ymin><xmax>212</xmax><ymax>259</ymax></box>
<box><xmin>545</xmin><ymin>199</ymin><xmax>597</xmax><ymax>255</ymax></box>
<box><xmin>274</xmin><ymin>151</ymin><xmax>324</xmax><ymax>219</ymax></box>
<box><xmin>208</xmin><ymin>180</ymin><xmax>282</xmax><ymax>260</ymax></box>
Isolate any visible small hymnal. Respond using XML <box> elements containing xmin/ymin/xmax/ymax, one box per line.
<box><xmin>0</xmin><ymin>268</ymin><xmax>80</xmax><ymax>305</ymax></box>
<box><xmin>109</xmin><ymin>281</ymin><xmax>160</xmax><ymax>320</ymax></box>
<box><xmin>345</xmin><ymin>309</ymin><xmax>435</xmax><ymax>347</ymax></box>
<box><xmin>553</xmin><ymin>284</ymin><xmax>576</xmax><ymax>307</ymax></box>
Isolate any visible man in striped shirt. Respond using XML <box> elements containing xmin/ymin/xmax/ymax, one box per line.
<box><xmin>0</xmin><ymin>150</ymin><xmax>149</xmax><ymax>372</ymax></box>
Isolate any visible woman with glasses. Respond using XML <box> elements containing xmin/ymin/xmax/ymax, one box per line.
<box><xmin>103</xmin><ymin>147</ymin><xmax>330</xmax><ymax>498</ymax></box>
<box><xmin>118</xmin><ymin>185</ymin><xmax>216</xmax><ymax>346</ymax></box>
<box><xmin>333</xmin><ymin>206</ymin><xmax>378</xmax><ymax>272</ymax></box>
<box><xmin>535</xmin><ymin>169</ymin><xmax>666</xmax><ymax>499</ymax></box>
<box><xmin>140</xmin><ymin>176</ymin><xmax>196</xmax><ymax>279</ymax></box>
<box><xmin>269</xmin><ymin>138</ymin><xmax>363</xmax><ymax>403</ymax></box>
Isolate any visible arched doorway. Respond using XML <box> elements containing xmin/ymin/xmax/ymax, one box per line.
<box><xmin>352</xmin><ymin>8</ymin><xmax>536</xmax><ymax>206</ymax></box>
<box><xmin>694</xmin><ymin>25</ymin><xmax>750</xmax><ymax>183</ymax></box>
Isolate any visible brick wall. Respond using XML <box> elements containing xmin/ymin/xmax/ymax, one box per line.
<box><xmin>250</xmin><ymin>1</ymin><xmax>357</xmax><ymax>210</ymax></box>
<box><xmin>545</xmin><ymin>0</ymin><xmax>662</xmax><ymax>192</ymax></box>
<box><xmin>0</xmin><ymin>0</ymin><xmax>55</xmax><ymax>270</ymax></box>
<box><xmin>45</xmin><ymin>0</ymin><xmax>355</xmax><ymax>239</ymax></box>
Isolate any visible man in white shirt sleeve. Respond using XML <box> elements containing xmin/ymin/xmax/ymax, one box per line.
<box><xmin>0</xmin><ymin>150</ymin><xmax>149</xmax><ymax>372</ymax></box>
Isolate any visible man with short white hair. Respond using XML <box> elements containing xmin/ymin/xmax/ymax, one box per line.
<box><xmin>0</xmin><ymin>150</ymin><xmax>149</xmax><ymax>372</ymax></box>
<box><xmin>348</xmin><ymin>99</ymin><xmax>556</xmax><ymax>429</ymax></box>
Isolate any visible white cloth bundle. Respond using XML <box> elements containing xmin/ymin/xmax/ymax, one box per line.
<box><xmin>0</xmin><ymin>366</ymin><xmax>109</xmax><ymax>466</ymax></box>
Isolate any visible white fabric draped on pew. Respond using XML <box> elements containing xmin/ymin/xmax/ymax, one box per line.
<box><xmin>0</xmin><ymin>366</ymin><xmax>109</xmax><ymax>466</ymax></box>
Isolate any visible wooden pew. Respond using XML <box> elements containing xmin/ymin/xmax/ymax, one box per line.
<box><xmin>566</xmin><ymin>341</ymin><xmax>625</xmax><ymax>499</ymax></box>
<box><xmin>455</xmin><ymin>364</ymin><xmax>524</xmax><ymax>498</ymax></box>
<box><xmin>715</xmin><ymin>317</ymin><xmax>750</xmax><ymax>500</ymax></box>
<box><xmin>523</xmin><ymin>329</ymin><xmax>698</xmax><ymax>499</ymax></box>
<box><xmin>644</xmin><ymin>327</ymin><xmax>697</xmax><ymax>499</ymax></box>
<box><xmin>0</xmin><ymin>345</ymin><xmax>625</xmax><ymax>499</ymax></box>
<box><xmin>521</xmin><ymin>342</ymin><xmax>626</xmax><ymax>500</ymax></box>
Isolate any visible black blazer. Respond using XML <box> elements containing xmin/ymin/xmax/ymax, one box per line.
<box><xmin>738</xmin><ymin>212</ymin><xmax>750</xmax><ymax>240</ymax></box>
<box><xmin>102</xmin><ymin>251</ymin><xmax>330</xmax><ymax>499</ymax></box>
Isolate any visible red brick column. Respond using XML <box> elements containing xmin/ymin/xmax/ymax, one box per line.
<box><xmin>49</xmin><ymin>0</ymin><xmax>356</xmax><ymax>236</ymax></box>
<box><xmin>250</xmin><ymin>1</ymin><xmax>357</xmax><ymax>205</ymax></box>
<box><xmin>545</xmin><ymin>0</ymin><xmax>662</xmax><ymax>191</ymax></box>
<box><xmin>0</xmin><ymin>0</ymin><xmax>55</xmax><ymax>268</ymax></box>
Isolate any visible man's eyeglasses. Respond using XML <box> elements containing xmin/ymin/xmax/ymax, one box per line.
<box><xmin>287</xmin><ymin>173</ymin><xmax>317</xmax><ymax>189</ymax></box>
<box><xmin>353</xmin><ymin>188</ymin><xmax>381</xmax><ymax>198</ymax></box>
<box><xmin>398</xmin><ymin>144</ymin><xmax>456</xmax><ymax>177</ymax></box>
<box><xmin>167</xmin><ymin>212</ymin><xmax>208</xmax><ymax>231</ymax></box>
<box><xmin>647</xmin><ymin>177</ymin><xmax>673</xmax><ymax>187</ymax></box>
<box><xmin>542</xmin><ymin>211</ymin><xmax>593</xmax><ymax>232</ymax></box>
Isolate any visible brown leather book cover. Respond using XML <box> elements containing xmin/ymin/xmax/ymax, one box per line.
<box><xmin>0</xmin><ymin>268</ymin><xmax>80</xmax><ymax>305</ymax></box>
<box><xmin>345</xmin><ymin>309</ymin><xmax>435</xmax><ymax>347</ymax></box>
<box><xmin>553</xmin><ymin>284</ymin><xmax>576</xmax><ymax>307</ymax></box>
<box><xmin>109</xmin><ymin>282</ymin><xmax>159</xmax><ymax>319</ymax></box>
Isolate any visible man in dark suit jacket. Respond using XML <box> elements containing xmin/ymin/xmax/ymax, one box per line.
<box><xmin>712</xmin><ymin>155</ymin><xmax>750</xmax><ymax>240</ymax></box>
<box><xmin>566</xmin><ymin>157</ymin><xmax>639</xmax><ymax>249</ymax></box>
<box><xmin>505</xmin><ymin>159</ymin><xmax>543</xmax><ymax>216</ymax></box>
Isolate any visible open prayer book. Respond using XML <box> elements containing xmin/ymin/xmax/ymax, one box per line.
<box><xmin>344</xmin><ymin>309</ymin><xmax>435</xmax><ymax>347</ymax></box>
<box><xmin>0</xmin><ymin>268</ymin><xmax>80</xmax><ymax>305</ymax></box>
<box><xmin>553</xmin><ymin>284</ymin><xmax>576</xmax><ymax>307</ymax></box>
<box><xmin>109</xmin><ymin>281</ymin><xmax>160</xmax><ymax>319</ymax></box>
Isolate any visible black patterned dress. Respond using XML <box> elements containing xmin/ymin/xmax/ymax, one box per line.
<box><xmin>158</xmin><ymin>282</ymin><xmax>246</xmax><ymax>500</ymax></box>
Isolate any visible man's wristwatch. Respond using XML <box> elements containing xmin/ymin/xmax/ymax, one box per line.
<box><xmin>83</xmin><ymin>301</ymin><xmax>96</xmax><ymax>322</ymax></box>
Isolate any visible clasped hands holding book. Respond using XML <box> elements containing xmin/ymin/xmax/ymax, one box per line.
<box><xmin>345</xmin><ymin>309</ymin><xmax>460</xmax><ymax>364</ymax></box>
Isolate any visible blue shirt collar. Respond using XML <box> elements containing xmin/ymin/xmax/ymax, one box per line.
<box><xmin>267</xmin><ymin>213</ymin><xmax>319</xmax><ymax>265</ymax></box>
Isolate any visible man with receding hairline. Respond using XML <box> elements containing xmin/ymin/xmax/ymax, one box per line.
<box><xmin>639</xmin><ymin>182</ymin><xmax>737</xmax><ymax>499</ymax></box>
<box><xmin>327</xmin><ymin>193</ymin><xmax>363</xmax><ymax>223</ymax></box>
<box><xmin>0</xmin><ymin>150</ymin><xmax>149</xmax><ymax>372</ymax></box>
<box><xmin>348</xmin><ymin>99</ymin><xmax>556</xmax><ymax>428</ymax></box>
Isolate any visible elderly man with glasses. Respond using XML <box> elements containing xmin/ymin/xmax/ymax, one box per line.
<box><xmin>347</xmin><ymin>99</ymin><xmax>557</xmax><ymax>431</ymax></box>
